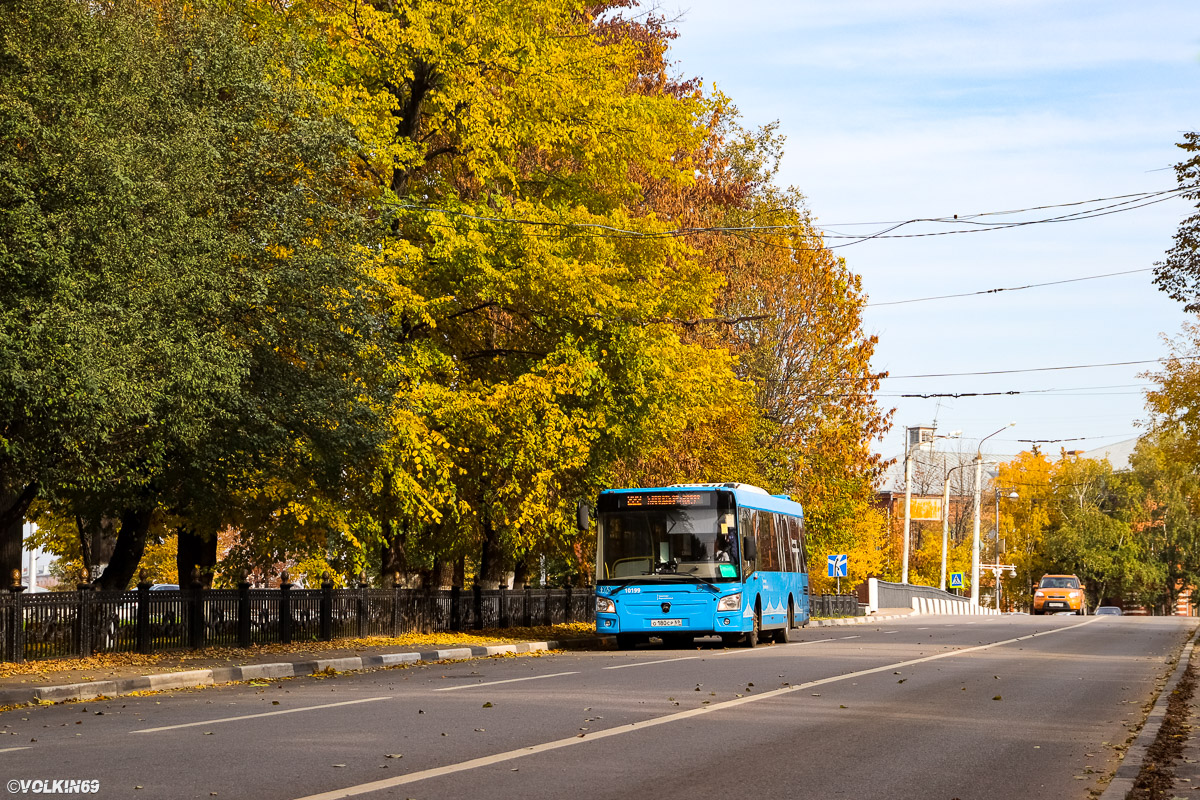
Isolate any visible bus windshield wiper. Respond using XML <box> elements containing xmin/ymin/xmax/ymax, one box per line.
<box><xmin>639</xmin><ymin>573</ymin><xmax>721</xmax><ymax>591</ymax></box>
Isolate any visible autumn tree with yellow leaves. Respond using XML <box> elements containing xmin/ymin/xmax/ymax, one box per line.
<box><xmin>9</xmin><ymin>0</ymin><xmax>893</xmax><ymax>589</ymax></box>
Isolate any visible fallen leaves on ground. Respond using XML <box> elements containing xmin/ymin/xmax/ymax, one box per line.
<box><xmin>0</xmin><ymin>623</ymin><xmax>594</xmax><ymax>678</ymax></box>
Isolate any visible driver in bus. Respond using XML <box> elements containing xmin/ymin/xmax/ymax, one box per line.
<box><xmin>714</xmin><ymin>533</ymin><xmax>732</xmax><ymax>562</ymax></box>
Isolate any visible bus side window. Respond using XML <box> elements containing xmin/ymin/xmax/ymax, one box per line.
<box><xmin>799</xmin><ymin>517</ymin><xmax>809</xmax><ymax>573</ymax></box>
<box><xmin>740</xmin><ymin>509</ymin><xmax>756</xmax><ymax>575</ymax></box>
<box><xmin>774</xmin><ymin>514</ymin><xmax>790</xmax><ymax>572</ymax></box>
<box><xmin>757</xmin><ymin>512</ymin><xmax>778</xmax><ymax>571</ymax></box>
<box><xmin>788</xmin><ymin>517</ymin><xmax>806</xmax><ymax>573</ymax></box>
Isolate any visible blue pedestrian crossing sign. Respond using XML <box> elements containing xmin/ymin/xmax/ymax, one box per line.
<box><xmin>949</xmin><ymin>572</ymin><xmax>964</xmax><ymax>589</ymax></box>
<box><xmin>827</xmin><ymin>554</ymin><xmax>848</xmax><ymax>578</ymax></box>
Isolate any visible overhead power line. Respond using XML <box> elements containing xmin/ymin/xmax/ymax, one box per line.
<box><xmin>387</xmin><ymin>187</ymin><xmax>1192</xmax><ymax>250</ymax></box>
<box><xmin>880</xmin><ymin>357</ymin><xmax>1200</xmax><ymax>380</ymax></box>
<box><xmin>866</xmin><ymin>269</ymin><xmax>1152</xmax><ymax>308</ymax></box>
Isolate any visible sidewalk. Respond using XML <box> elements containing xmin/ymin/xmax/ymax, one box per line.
<box><xmin>0</xmin><ymin>631</ymin><xmax>605</xmax><ymax>708</ymax></box>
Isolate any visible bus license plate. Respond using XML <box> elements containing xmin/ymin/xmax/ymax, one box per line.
<box><xmin>651</xmin><ymin>619</ymin><xmax>683</xmax><ymax>627</ymax></box>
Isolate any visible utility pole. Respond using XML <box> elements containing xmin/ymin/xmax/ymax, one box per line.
<box><xmin>972</xmin><ymin>423</ymin><xmax>1014</xmax><ymax>606</ymax></box>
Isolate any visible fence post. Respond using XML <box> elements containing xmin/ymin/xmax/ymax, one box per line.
<box><xmin>279</xmin><ymin>571</ymin><xmax>293</xmax><ymax>645</ymax></box>
<box><xmin>523</xmin><ymin>584</ymin><xmax>532</xmax><ymax>628</ymax></box>
<box><xmin>76</xmin><ymin>580</ymin><xmax>93</xmax><ymax>657</ymax></box>
<box><xmin>237</xmin><ymin>572</ymin><xmax>251</xmax><ymax>649</ymax></box>
<box><xmin>357</xmin><ymin>571</ymin><xmax>368</xmax><ymax>639</ymax></box>
<box><xmin>449</xmin><ymin>585</ymin><xmax>462</xmax><ymax>632</ymax></box>
<box><xmin>472</xmin><ymin>583</ymin><xmax>483</xmax><ymax>631</ymax></box>
<box><xmin>8</xmin><ymin>570</ymin><xmax>25</xmax><ymax>664</ymax></box>
<box><xmin>391</xmin><ymin>572</ymin><xmax>402</xmax><ymax>638</ymax></box>
<box><xmin>498</xmin><ymin>584</ymin><xmax>509</xmax><ymax>629</ymax></box>
<box><xmin>320</xmin><ymin>572</ymin><xmax>333</xmax><ymax>641</ymax></box>
<box><xmin>188</xmin><ymin>568</ymin><xmax>205</xmax><ymax>650</ymax></box>
<box><xmin>564</xmin><ymin>583</ymin><xmax>573</xmax><ymax>624</ymax></box>
<box><xmin>137</xmin><ymin>571</ymin><xmax>152</xmax><ymax>654</ymax></box>
<box><xmin>542</xmin><ymin>586</ymin><xmax>552</xmax><ymax>627</ymax></box>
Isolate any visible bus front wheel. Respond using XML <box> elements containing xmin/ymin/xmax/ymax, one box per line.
<box><xmin>744</xmin><ymin>608</ymin><xmax>760</xmax><ymax>648</ymax></box>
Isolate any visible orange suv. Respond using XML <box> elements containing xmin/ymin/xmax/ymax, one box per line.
<box><xmin>1032</xmin><ymin>574</ymin><xmax>1086</xmax><ymax>615</ymax></box>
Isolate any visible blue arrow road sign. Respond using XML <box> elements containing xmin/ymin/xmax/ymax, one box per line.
<box><xmin>827</xmin><ymin>554</ymin><xmax>848</xmax><ymax>578</ymax></box>
<box><xmin>949</xmin><ymin>572</ymin><xmax>964</xmax><ymax>589</ymax></box>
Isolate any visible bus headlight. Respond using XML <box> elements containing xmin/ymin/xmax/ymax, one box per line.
<box><xmin>717</xmin><ymin>593</ymin><xmax>742</xmax><ymax>612</ymax></box>
<box><xmin>596</xmin><ymin>596</ymin><xmax>615</xmax><ymax>614</ymax></box>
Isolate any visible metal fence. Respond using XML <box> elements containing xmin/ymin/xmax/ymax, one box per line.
<box><xmin>0</xmin><ymin>582</ymin><xmax>597</xmax><ymax>664</ymax></box>
<box><xmin>809</xmin><ymin>594</ymin><xmax>863</xmax><ymax>617</ymax></box>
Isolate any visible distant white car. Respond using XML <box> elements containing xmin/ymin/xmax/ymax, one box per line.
<box><xmin>1095</xmin><ymin>606</ymin><xmax>1123</xmax><ymax>616</ymax></box>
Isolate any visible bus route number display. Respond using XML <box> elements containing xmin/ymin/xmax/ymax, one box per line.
<box><xmin>619</xmin><ymin>492</ymin><xmax>715</xmax><ymax>509</ymax></box>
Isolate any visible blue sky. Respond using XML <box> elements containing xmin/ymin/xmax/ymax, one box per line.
<box><xmin>665</xmin><ymin>0</ymin><xmax>1200</xmax><ymax>459</ymax></box>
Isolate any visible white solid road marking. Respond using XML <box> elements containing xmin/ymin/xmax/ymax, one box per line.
<box><xmin>0</xmin><ymin>747</ymin><xmax>31</xmax><ymax>754</ymax></box>
<box><xmin>917</xmin><ymin>627</ymin><xmax>930</xmax><ymax>630</ymax></box>
<box><xmin>294</xmin><ymin>618</ymin><xmax>1100</xmax><ymax>800</ymax></box>
<box><xmin>709</xmin><ymin>637</ymin><xmax>836</xmax><ymax>657</ymax></box>
<box><xmin>839</xmin><ymin>635</ymin><xmax>860</xmax><ymax>640</ymax></box>
<box><xmin>603</xmin><ymin>657</ymin><xmax>698</xmax><ymax>670</ymax></box>
<box><xmin>131</xmin><ymin>697</ymin><xmax>392</xmax><ymax>734</ymax></box>
<box><xmin>432</xmin><ymin>671</ymin><xmax>579</xmax><ymax>692</ymax></box>
<box><xmin>884</xmin><ymin>630</ymin><xmax>899</xmax><ymax>634</ymax></box>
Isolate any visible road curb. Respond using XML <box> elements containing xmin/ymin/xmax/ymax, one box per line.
<box><xmin>808</xmin><ymin>613</ymin><xmax>912</xmax><ymax>627</ymax></box>
<box><xmin>1097</xmin><ymin>628</ymin><xmax>1199</xmax><ymax>800</ymax></box>
<box><xmin>0</xmin><ymin>638</ymin><xmax>605</xmax><ymax>708</ymax></box>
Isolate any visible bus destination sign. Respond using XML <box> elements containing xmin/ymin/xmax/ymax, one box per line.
<box><xmin>619</xmin><ymin>492</ymin><xmax>715</xmax><ymax>509</ymax></box>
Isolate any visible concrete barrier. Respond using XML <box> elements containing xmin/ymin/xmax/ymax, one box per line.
<box><xmin>867</xmin><ymin>577</ymin><xmax>998</xmax><ymax>615</ymax></box>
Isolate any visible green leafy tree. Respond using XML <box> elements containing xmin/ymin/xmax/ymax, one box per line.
<box><xmin>1</xmin><ymin>0</ymin><xmax>382</xmax><ymax>588</ymax></box>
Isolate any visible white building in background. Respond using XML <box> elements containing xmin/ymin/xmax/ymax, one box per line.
<box><xmin>1079</xmin><ymin>437</ymin><xmax>1139</xmax><ymax>472</ymax></box>
<box><xmin>21</xmin><ymin>520</ymin><xmax>53</xmax><ymax>592</ymax></box>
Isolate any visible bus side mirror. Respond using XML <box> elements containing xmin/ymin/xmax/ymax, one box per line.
<box><xmin>742</xmin><ymin>536</ymin><xmax>757</xmax><ymax>563</ymax></box>
<box><xmin>576</xmin><ymin>501</ymin><xmax>590</xmax><ymax>532</ymax></box>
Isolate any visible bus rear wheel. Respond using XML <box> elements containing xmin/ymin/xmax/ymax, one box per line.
<box><xmin>772</xmin><ymin>600</ymin><xmax>794</xmax><ymax>643</ymax></box>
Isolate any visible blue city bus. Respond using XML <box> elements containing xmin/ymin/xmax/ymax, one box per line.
<box><xmin>592</xmin><ymin>483</ymin><xmax>809</xmax><ymax>648</ymax></box>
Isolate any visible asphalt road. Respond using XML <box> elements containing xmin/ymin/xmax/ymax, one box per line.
<box><xmin>0</xmin><ymin>615</ymin><xmax>1193</xmax><ymax>800</ymax></box>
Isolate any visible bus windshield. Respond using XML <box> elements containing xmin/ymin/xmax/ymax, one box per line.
<box><xmin>598</xmin><ymin>506</ymin><xmax>740</xmax><ymax>583</ymax></box>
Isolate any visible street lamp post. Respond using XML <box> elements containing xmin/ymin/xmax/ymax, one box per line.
<box><xmin>972</xmin><ymin>423</ymin><xmax>1015</xmax><ymax>606</ymax></box>
<box><xmin>941</xmin><ymin>463</ymin><xmax>971</xmax><ymax>591</ymax></box>
<box><xmin>991</xmin><ymin>487</ymin><xmax>1018</xmax><ymax>609</ymax></box>
<box><xmin>902</xmin><ymin>428</ymin><xmax>960</xmax><ymax>585</ymax></box>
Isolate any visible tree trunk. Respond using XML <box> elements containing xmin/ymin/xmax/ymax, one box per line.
<box><xmin>76</xmin><ymin>513</ymin><xmax>118</xmax><ymax>582</ymax></box>
<box><xmin>378</xmin><ymin>468</ymin><xmax>410</xmax><ymax>586</ymax></box>
<box><xmin>176</xmin><ymin>528</ymin><xmax>217</xmax><ymax>588</ymax></box>
<box><xmin>431</xmin><ymin>558</ymin><xmax>453</xmax><ymax>589</ymax></box>
<box><xmin>512</xmin><ymin>553</ymin><xmax>530</xmax><ymax>589</ymax></box>
<box><xmin>477</xmin><ymin>508</ymin><xmax>506</xmax><ymax>589</ymax></box>
<box><xmin>96</xmin><ymin>508</ymin><xmax>153</xmax><ymax>590</ymax></box>
<box><xmin>0</xmin><ymin>482</ymin><xmax>38</xmax><ymax>586</ymax></box>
